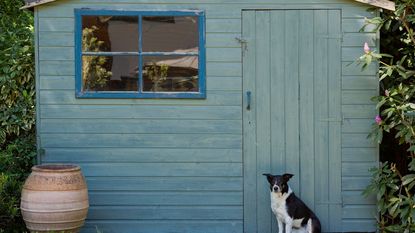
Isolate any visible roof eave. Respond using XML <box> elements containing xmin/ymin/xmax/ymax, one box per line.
<box><xmin>21</xmin><ymin>0</ymin><xmax>57</xmax><ymax>10</ymax></box>
<box><xmin>353</xmin><ymin>0</ymin><xmax>395</xmax><ymax>11</ymax></box>
<box><xmin>21</xmin><ymin>0</ymin><xmax>396</xmax><ymax>11</ymax></box>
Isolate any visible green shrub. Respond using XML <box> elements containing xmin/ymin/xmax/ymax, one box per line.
<box><xmin>0</xmin><ymin>0</ymin><xmax>36</xmax><ymax>232</ymax></box>
<box><xmin>358</xmin><ymin>1</ymin><xmax>415</xmax><ymax>232</ymax></box>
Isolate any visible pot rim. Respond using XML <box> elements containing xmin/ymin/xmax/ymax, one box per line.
<box><xmin>32</xmin><ymin>164</ymin><xmax>81</xmax><ymax>172</ymax></box>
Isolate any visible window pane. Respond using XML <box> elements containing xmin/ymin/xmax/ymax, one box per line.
<box><xmin>143</xmin><ymin>56</ymin><xmax>199</xmax><ymax>92</ymax></box>
<box><xmin>82</xmin><ymin>16</ymin><xmax>138</xmax><ymax>52</ymax></box>
<box><xmin>82</xmin><ymin>56</ymin><xmax>138</xmax><ymax>91</ymax></box>
<box><xmin>142</xmin><ymin>16</ymin><xmax>199</xmax><ymax>53</ymax></box>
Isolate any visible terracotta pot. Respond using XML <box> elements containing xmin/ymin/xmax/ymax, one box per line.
<box><xmin>21</xmin><ymin>164</ymin><xmax>89</xmax><ymax>233</ymax></box>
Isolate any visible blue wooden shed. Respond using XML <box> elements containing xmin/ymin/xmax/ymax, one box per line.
<box><xmin>24</xmin><ymin>0</ymin><xmax>394</xmax><ymax>232</ymax></box>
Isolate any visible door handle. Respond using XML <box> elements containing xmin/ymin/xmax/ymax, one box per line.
<box><xmin>246</xmin><ymin>91</ymin><xmax>251</xmax><ymax>111</ymax></box>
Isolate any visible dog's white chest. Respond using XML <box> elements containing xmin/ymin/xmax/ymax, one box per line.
<box><xmin>270</xmin><ymin>192</ymin><xmax>305</xmax><ymax>230</ymax></box>
<box><xmin>270</xmin><ymin>192</ymin><xmax>290</xmax><ymax>222</ymax></box>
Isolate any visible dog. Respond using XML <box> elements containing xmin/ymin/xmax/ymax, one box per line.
<box><xmin>263</xmin><ymin>173</ymin><xmax>321</xmax><ymax>233</ymax></box>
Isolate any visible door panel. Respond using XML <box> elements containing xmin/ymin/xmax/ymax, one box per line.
<box><xmin>242</xmin><ymin>9</ymin><xmax>342</xmax><ymax>233</ymax></box>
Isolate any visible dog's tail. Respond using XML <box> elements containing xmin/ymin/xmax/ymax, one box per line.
<box><xmin>310</xmin><ymin>215</ymin><xmax>321</xmax><ymax>233</ymax></box>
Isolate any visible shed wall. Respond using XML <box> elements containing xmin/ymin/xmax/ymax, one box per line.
<box><xmin>36</xmin><ymin>0</ymin><xmax>379</xmax><ymax>232</ymax></box>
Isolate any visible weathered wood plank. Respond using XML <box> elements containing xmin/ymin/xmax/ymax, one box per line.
<box><xmin>40</xmin><ymin>105</ymin><xmax>241</xmax><ymax>119</ymax></box>
<box><xmin>342</xmin><ymin>75</ymin><xmax>378</xmax><ymax>90</ymax></box>
<box><xmin>40</xmin><ymin>119</ymin><xmax>241</xmax><ymax>134</ymax></box>
<box><xmin>284</xmin><ymin>9</ymin><xmax>300</xmax><ymax>192</ymax></box>
<box><xmin>208</xmin><ymin>77</ymin><xmax>242</xmax><ymax>91</ymax></box>
<box><xmin>269</xmin><ymin>11</ymin><xmax>286</xmax><ymax>233</ymax></box>
<box><xmin>342</xmin><ymin>205</ymin><xmax>377</xmax><ymax>219</ymax></box>
<box><xmin>342</xmin><ymin>118</ymin><xmax>373</xmax><ymax>133</ymax></box>
<box><xmin>342</xmin><ymin>162</ymin><xmax>378</xmax><ymax>177</ymax></box>
<box><xmin>342</xmin><ymin>105</ymin><xmax>377</xmax><ymax>118</ymax></box>
<box><xmin>207</xmin><ymin>62</ymin><xmax>242</xmax><ymax>77</ymax></box>
<box><xmin>327</xmin><ymin>10</ymin><xmax>343</xmax><ymax>232</ymax></box>
<box><xmin>83</xmin><ymin>220</ymin><xmax>242</xmax><ymax>233</ymax></box>
<box><xmin>40</xmin><ymin>133</ymin><xmax>242</xmax><ymax>149</ymax></box>
<box><xmin>87</xmin><ymin>206</ymin><xmax>243</xmax><ymax>220</ymax></box>
<box><xmin>269</xmin><ymin>9</ymin><xmax>286</xmax><ymax>182</ymax></box>
<box><xmin>242</xmin><ymin>10</ymin><xmax>257</xmax><ymax>233</ymax></box>
<box><xmin>299</xmin><ymin>10</ymin><xmax>315</xmax><ymax>209</ymax></box>
<box><xmin>342</xmin><ymin>61</ymin><xmax>377</xmax><ymax>76</ymax></box>
<box><xmin>39</xmin><ymin>32</ymin><xmax>74</xmax><ymax>46</ymax></box>
<box><xmin>342</xmin><ymin>177</ymin><xmax>371</xmax><ymax>190</ymax></box>
<box><xmin>39</xmin><ymin>90</ymin><xmax>241</xmax><ymax>105</ymax></box>
<box><xmin>42</xmin><ymin>148</ymin><xmax>242</xmax><ymax>163</ymax></box>
<box><xmin>342</xmin><ymin>147</ymin><xmax>377</xmax><ymax>162</ymax></box>
<box><xmin>206</xmin><ymin>19</ymin><xmax>241</xmax><ymax>33</ymax></box>
<box><xmin>342</xmin><ymin>220</ymin><xmax>377</xmax><ymax>232</ymax></box>
<box><xmin>342</xmin><ymin>18</ymin><xmax>378</xmax><ymax>33</ymax></box>
<box><xmin>342</xmin><ymin>90</ymin><xmax>378</xmax><ymax>104</ymax></box>
<box><xmin>255</xmin><ymin>11</ymin><xmax>272</xmax><ymax>233</ymax></box>
<box><xmin>314</xmin><ymin>10</ymin><xmax>330</xmax><ymax>214</ymax></box>
<box><xmin>207</xmin><ymin>48</ymin><xmax>241</xmax><ymax>62</ymax></box>
<box><xmin>342</xmin><ymin>191</ymin><xmax>376</xmax><ymax>204</ymax></box>
<box><xmin>342</xmin><ymin>33</ymin><xmax>377</xmax><ymax>47</ymax></box>
<box><xmin>89</xmin><ymin>191</ymin><xmax>243</xmax><ymax>206</ymax></box>
<box><xmin>342</xmin><ymin>133</ymin><xmax>377</xmax><ymax>148</ymax></box>
<box><xmin>86</xmin><ymin>177</ymin><xmax>243</xmax><ymax>191</ymax></box>
<box><xmin>206</xmin><ymin>33</ymin><xmax>241</xmax><ymax>48</ymax></box>
<box><xmin>39</xmin><ymin>61</ymin><xmax>74</xmax><ymax>75</ymax></box>
<box><xmin>39</xmin><ymin>18</ymin><xmax>74</xmax><ymax>32</ymax></box>
<box><xmin>39</xmin><ymin>47</ymin><xmax>73</xmax><ymax>60</ymax></box>
<box><xmin>79</xmin><ymin>162</ymin><xmax>242</xmax><ymax>177</ymax></box>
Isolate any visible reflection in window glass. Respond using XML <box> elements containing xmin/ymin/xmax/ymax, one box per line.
<box><xmin>82</xmin><ymin>16</ymin><xmax>139</xmax><ymax>52</ymax></box>
<box><xmin>143</xmin><ymin>56</ymin><xmax>199</xmax><ymax>92</ymax></box>
<box><xmin>82</xmin><ymin>56</ymin><xmax>138</xmax><ymax>91</ymax></box>
<box><xmin>142</xmin><ymin>16</ymin><xmax>199</xmax><ymax>53</ymax></box>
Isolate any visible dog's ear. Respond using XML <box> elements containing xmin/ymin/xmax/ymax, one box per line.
<box><xmin>282</xmin><ymin>173</ymin><xmax>294</xmax><ymax>181</ymax></box>
<box><xmin>262</xmin><ymin>173</ymin><xmax>273</xmax><ymax>183</ymax></box>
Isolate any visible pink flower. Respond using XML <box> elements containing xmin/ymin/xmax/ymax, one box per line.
<box><xmin>375</xmin><ymin>115</ymin><xmax>382</xmax><ymax>125</ymax></box>
<box><xmin>364</xmin><ymin>42</ymin><xmax>370</xmax><ymax>54</ymax></box>
<box><xmin>385</xmin><ymin>89</ymin><xmax>390</xmax><ymax>96</ymax></box>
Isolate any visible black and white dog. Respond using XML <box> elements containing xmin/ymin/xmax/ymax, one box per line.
<box><xmin>263</xmin><ymin>173</ymin><xmax>321</xmax><ymax>233</ymax></box>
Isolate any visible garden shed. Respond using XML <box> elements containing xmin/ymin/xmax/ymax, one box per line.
<box><xmin>24</xmin><ymin>0</ymin><xmax>394</xmax><ymax>232</ymax></box>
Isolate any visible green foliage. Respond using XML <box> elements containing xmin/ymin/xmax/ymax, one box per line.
<box><xmin>145</xmin><ymin>63</ymin><xmax>169</xmax><ymax>91</ymax></box>
<box><xmin>82</xmin><ymin>26</ymin><xmax>112</xmax><ymax>90</ymax></box>
<box><xmin>358</xmin><ymin>1</ymin><xmax>415</xmax><ymax>232</ymax></box>
<box><xmin>359</xmin><ymin>2</ymin><xmax>415</xmax><ymax>151</ymax></box>
<box><xmin>0</xmin><ymin>0</ymin><xmax>36</xmax><ymax>232</ymax></box>
<box><xmin>364</xmin><ymin>161</ymin><xmax>415</xmax><ymax>233</ymax></box>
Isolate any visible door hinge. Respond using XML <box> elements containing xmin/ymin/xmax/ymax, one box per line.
<box><xmin>235</xmin><ymin>36</ymin><xmax>248</xmax><ymax>53</ymax></box>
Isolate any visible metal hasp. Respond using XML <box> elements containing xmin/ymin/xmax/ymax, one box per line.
<box><xmin>246</xmin><ymin>91</ymin><xmax>251</xmax><ymax>110</ymax></box>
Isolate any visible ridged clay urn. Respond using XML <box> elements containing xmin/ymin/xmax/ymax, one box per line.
<box><xmin>21</xmin><ymin>164</ymin><xmax>89</xmax><ymax>233</ymax></box>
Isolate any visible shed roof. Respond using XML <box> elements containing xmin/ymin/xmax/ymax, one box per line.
<box><xmin>22</xmin><ymin>0</ymin><xmax>395</xmax><ymax>11</ymax></box>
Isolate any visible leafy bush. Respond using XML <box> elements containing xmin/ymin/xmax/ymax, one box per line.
<box><xmin>0</xmin><ymin>0</ymin><xmax>36</xmax><ymax>232</ymax></box>
<box><xmin>358</xmin><ymin>1</ymin><xmax>415</xmax><ymax>232</ymax></box>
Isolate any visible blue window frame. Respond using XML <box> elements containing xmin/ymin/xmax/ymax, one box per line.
<box><xmin>75</xmin><ymin>9</ymin><xmax>206</xmax><ymax>98</ymax></box>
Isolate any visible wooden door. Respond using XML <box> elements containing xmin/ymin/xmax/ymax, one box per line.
<box><xmin>242</xmin><ymin>9</ymin><xmax>342</xmax><ymax>233</ymax></box>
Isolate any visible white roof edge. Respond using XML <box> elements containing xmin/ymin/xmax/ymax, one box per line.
<box><xmin>21</xmin><ymin>0</ymin><xmax>395</xmax><ymax>11</ymax></box>
<box><xmin>21</xmin><ymin>0</ymin><xmax>57</xmax><ymax>10</ymax></box>
<box><xmin>353</xmin><ymin>0</ymin><xmax>395</xmax><ymax>11</ymax></box>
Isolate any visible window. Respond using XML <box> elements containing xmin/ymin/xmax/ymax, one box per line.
<box><xmin>75</xmin><ymin>9</ymin><xmax>206</xmax><ymax>98</ymax></box>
